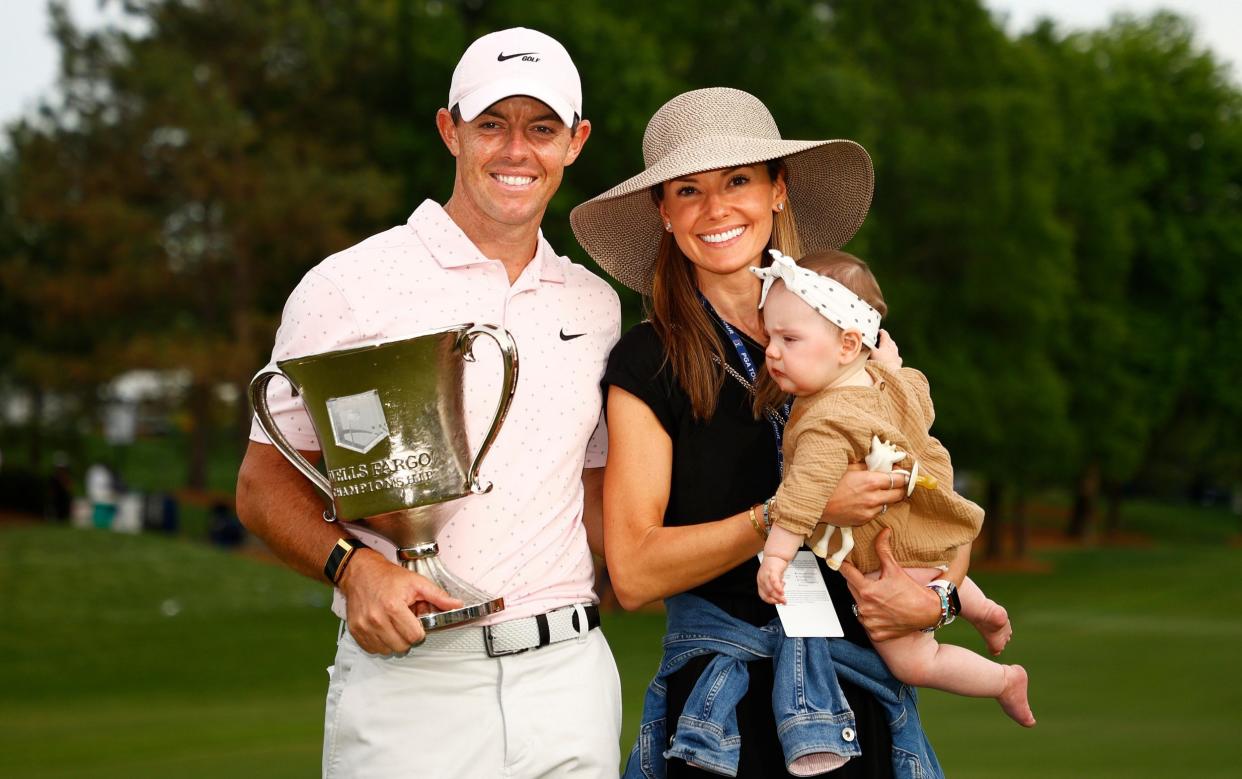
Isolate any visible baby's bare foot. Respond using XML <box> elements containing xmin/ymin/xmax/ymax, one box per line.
<box><xmin>975</xmin><ymin>600</ymin><xmax>1012</xmax><ymax>656</ymax></box>
<box><xmin>998</xmin><ymin>665</ymin><xmax>1036</xmax><ymax>727</ymax></box>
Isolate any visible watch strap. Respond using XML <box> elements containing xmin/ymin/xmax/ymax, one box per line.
<box><xmin>324</xmin><ymin>537</ymin><xmax>367</xmax><ymax>584</ymax></box>
<box><xmin>946</xmin><ymin>581</ymin><xmax>962</xmax><ymax>618</ymax></box>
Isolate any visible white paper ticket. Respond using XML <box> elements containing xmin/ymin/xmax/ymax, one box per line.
<box><xmin>763</xmin><ymin>550</ymin><xmax>845</xmax><ymax>638</ymax></box>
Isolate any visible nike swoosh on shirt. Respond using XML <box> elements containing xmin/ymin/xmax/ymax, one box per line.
<box><xmin>559</xmin><ymin>329</ymin><xmax>587</xmax><ymax>341</ymax></box>
<box><xmin>497</xmin><ymin>51</ymin><xmax>538</xmax><ymax>61</ymax></box>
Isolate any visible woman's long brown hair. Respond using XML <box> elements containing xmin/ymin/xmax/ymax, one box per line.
<box><xmin>751</xmin><ymin>250</ymin><xmax>888</xmax><ymax>419</ymax></box>
<box><xmin>648</xmin><ymin>160</ymin><xmax>803</xmax><ymax>421</ymax></box>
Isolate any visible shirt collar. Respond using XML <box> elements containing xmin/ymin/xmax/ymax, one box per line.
<box><xmin>408</xmin><ymin>200</ymin><xmax>565</xmax><ymax>285</ymax></box>
<box><xmin>533</xmin><ymin>234</ymin><xmax>565</xmax><ymax>284</ymax></box>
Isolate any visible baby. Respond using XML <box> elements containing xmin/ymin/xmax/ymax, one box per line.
<box><xmin>752</xmin><ymin>249</ymin><xmax>1035</xmax><ymax>728</ymax></box>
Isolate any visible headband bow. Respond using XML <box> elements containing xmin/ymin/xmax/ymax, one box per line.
<box><xmin>750</xmin><ymin>250</ymin><xmax>882</xmax><ymax>349</ymax></box>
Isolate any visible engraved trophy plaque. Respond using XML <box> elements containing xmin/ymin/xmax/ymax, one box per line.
<box><xmin>249</xmin><ymin>323</ymin><xmax>518</xmax><ymax>631</ymax></box>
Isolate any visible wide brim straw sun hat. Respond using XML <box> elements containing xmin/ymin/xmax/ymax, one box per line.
<box><xmin>570</xmin><ymin>87</ymin><xmax>874</xmax><ymax>295</ymax></box>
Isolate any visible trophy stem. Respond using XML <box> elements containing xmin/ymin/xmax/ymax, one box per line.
<box><xmin>399</xmin><ymin>546</ymin><xmax>504</xmax><ymax>631</ymax></box>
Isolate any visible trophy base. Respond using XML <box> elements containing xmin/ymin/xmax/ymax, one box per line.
<box><xmin>400</xmin><ymin>548</ymin><xmax>505</xmax><ymax>632</ymax></box>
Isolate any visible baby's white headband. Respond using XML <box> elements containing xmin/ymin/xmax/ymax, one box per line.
<box><xmin>750</xmin><ymin>250</ymin><xmax>882</xmax><ymax>349</ymax></box>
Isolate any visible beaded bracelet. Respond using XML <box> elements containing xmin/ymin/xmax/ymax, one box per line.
<box><xmin>761</xmin><ymin>496</ymin><xmax>775</xmax><ymax>533</ymax></box>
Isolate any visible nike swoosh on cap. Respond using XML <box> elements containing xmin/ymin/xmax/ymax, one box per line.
<box><xmin>497</xmin><ymin>51</ymin><xmax>538</xmax><ymax>61</ymax></box>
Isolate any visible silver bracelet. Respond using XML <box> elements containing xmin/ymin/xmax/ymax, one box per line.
<box><xmin>762</xmin><ymin>497</ymin><xmax>775</xmax><ymax>532</ymax></box>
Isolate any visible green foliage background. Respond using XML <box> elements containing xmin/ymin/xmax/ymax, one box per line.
<box><xmin>0</xmin><ymin>4</ymin><xmax>1239</xmax><ymax>522</ymax></box>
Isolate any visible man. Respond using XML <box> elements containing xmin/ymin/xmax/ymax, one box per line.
<box><xmin>236</xmin><ymin>28</ymin><xmax>622</xmax><ymax>778</ymax></box>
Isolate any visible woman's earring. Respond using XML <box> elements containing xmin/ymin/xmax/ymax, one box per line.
<box><xmin>665</xmin><ymin>220</ymin><xmax>672</xmax><ymax>231</ymax></box>
<box><xmin>776</xmin><ymin>202</ymin><xmax>785</xmax><ymax>212</ymax></box>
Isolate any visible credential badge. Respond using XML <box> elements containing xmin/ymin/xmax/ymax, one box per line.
<box><xmin>326</xmin><ymin>389</ymin><xmax>389</xmax><ymax>454</ymax></box>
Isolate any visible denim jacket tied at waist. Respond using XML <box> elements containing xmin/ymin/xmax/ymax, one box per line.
<box><xmin>622</xmin><ymin>593</ymin><xmax>943</xmax><ymax>779</ymax></box>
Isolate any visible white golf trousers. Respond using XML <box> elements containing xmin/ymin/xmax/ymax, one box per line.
<box><xmin>323</xmin><ymin>625</ymin><xmax>622</xmax><ymax>778</ymax></box>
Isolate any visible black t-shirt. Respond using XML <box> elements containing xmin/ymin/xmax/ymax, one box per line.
<box><xmin>603</xmin><ymin>319</ymin><xmax>896</xmax><ymax>778</ymax></box>
<box><xmin>603</xmin><ymin>320</ymin><xmax>873</xmax><ymax>641</ymax></box>
<box><xmin>604</xmin><ymin>318</ymin><xmax>779</xmax><ymax>608</ymax></box>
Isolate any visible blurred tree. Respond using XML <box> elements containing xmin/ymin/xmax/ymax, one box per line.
<box><xmin>3</xmin><ymin>1</ymin><xmax>405</xmax><ymax>486</ymax></box>
<box><xmin>825</xmin><ymin>0</ymin><xmax>1075</xmax><ymax>558</ymax></box>
<box><xmin>1</xmin><ymin>0</ymin><xmax>1237</xmax><ymax>515</ymax></box>
<box><xmin>1028</xmin><ymin>13</ymin><xmax>1242</xmax><ymax>536</ymax></box>
<box><xmin>0</xmin><ymin>116</ymin><xmax>139</xmax><ymax>468</ymax></box>
<box><xmin>1121</xmin><ymin>21</ymin><xmax>1242</xmax><ymax>515</ymax></box>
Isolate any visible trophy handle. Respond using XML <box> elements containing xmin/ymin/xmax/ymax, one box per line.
<box><xmin>249</xmin><ymin>370</ymin><xmax>336</xmax><ymax>512</ymax></box>
<box><xmin>459</xmin><ymin>324</ymin><xmax>520</xmax><ymax>494</ymax></box>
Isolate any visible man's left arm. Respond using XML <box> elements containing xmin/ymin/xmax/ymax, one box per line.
<box><xmin>581</xmin><ymin>405</ymin><xmax>609</xmax><ymax>558</ymax></box>
<box><xmin>582</xmin><ymin>466</ymin><xmax>605</xmax><ymax>557</ymax></box>
<box><xmin>581</xmin><ymin>291</ymin><xmax>619</xmax><ymax>560</ymax></box>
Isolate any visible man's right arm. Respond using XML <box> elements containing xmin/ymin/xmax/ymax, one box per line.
<box><xmin>236</xmin><ymin>441</ymin><xmax>461</xmax><ymax>653</ymax></box>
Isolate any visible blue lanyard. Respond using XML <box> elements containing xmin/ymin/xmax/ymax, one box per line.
<box><xmin>697</xmin><ymin>292</ymin><xmax>792</xmax><ymax>477</ymax></box>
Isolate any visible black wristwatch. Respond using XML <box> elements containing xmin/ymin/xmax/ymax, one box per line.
<box><xmin>324</xmin><ymin>537</ymin><xmax>367</xmax><ymax>585</ymax></box>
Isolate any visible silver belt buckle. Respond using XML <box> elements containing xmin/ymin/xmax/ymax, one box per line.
<box><xmin>483</xmin><ymin>623</ymin><xmax>531</xmax><ymax>658</ymax></box>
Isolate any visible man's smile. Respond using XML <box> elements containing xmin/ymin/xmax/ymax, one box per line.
<box><xmin>492</xmin><ymin>173</ymin><xmax>537</xmax><ymax>188</ymax></box>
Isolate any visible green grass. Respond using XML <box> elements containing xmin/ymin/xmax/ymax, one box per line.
<box><xmin>2</xmin><ymin>506</ymin><xmax>1239</xmax><ymax>777</ymax></box>
<box><xmin>917</xmin><ymin>541</ymin><xmax>1241</xmax><ymax>778</ymax></box>
<box><xmin>0</xmin><ymin>526</ymin><xmax>335</xmax><ymax>778</ymax></box>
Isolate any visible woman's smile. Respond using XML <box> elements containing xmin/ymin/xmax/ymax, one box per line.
<box><xmin>697</xmin><ymin>225</ymin><xmax>746</xmax><ymax>247</ymax></box>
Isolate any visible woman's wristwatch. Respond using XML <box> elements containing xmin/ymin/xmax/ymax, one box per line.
<box><xmin>924</xmin><ymin>579</ymin><xmax>961</xmax><ymax>631</ymax></box>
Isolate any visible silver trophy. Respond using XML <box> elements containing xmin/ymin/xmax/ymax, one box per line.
<box><xmin>249</xmin><ymin>323</ymin><xmax>518</xmax><ymax>631</ymax></box>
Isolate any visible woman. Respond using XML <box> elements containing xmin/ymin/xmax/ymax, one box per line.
<box><xmin>571</xmin><ymin>88</ymin><xmax>950</xmax><ymax>777</ymax></box>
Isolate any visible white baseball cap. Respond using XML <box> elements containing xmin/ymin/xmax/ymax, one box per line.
<box><xmin>448</xmin><ymin>27</ymin><xmax>582</xmax><ymax>127</ymax></box>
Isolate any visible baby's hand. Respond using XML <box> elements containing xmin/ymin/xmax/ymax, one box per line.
<box><xmin>870</xmin><ymin>329</ymin><xmax>902</xmax><ymax>369</ymax></box>
<box><xmin>758</xmin><ymin>556</ymin><xmax>790</xmax><ymax>605</ymax></box>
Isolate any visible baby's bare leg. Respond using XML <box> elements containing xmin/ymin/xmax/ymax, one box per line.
<box><xmin>869</xmin><ymin>570</ymin><xmax>1035</xmax><ymax>727</ymax></box>
<box><xmin>873</xmin><ymin>629</ymin><xmax>1035</xmax><ymax>727</ymax></box>
<box><xmin>959</xmin><ymin>576</ymin><xmax>1012</xmax><ymax>656</ymax></box>
<box><xmin>899</xmin><ymin>568</ymin><xmax>1013</xmax><ymax>655</ymax></box>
